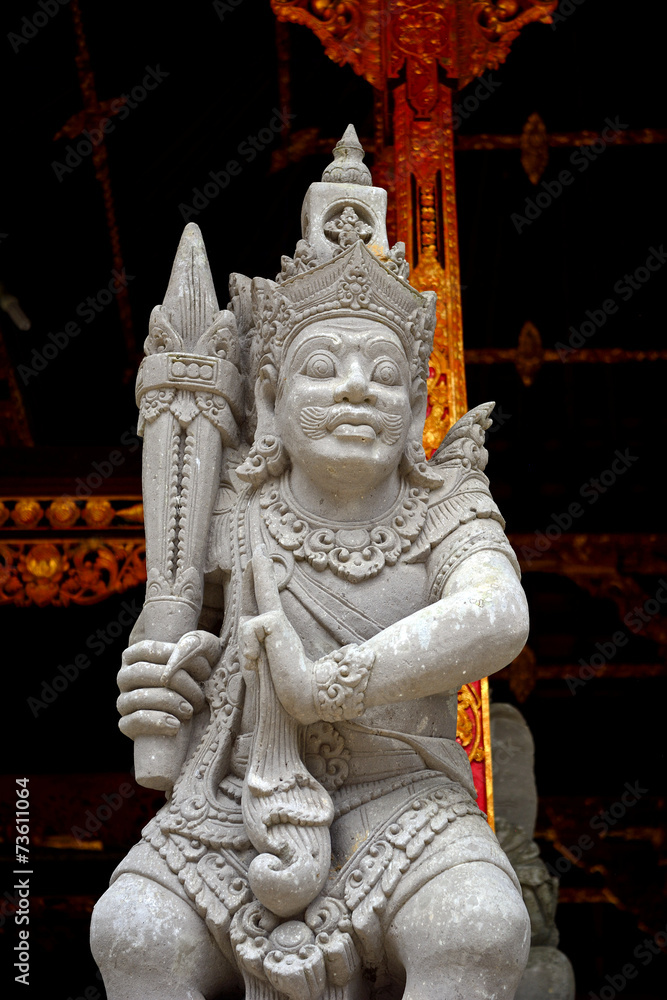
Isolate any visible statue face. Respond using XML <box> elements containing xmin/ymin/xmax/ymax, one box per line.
<box><xmin>273</xmin><ymin>316</ymin><xmax>413</xmax><ymax>481</ymax></box>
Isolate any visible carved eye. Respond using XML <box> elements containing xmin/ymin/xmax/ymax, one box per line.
<box><xmin>304</xmin><ymin>352</ymin><xmax>336</xmax><ymax>379</ymax></box>
<box><xmin>372</xmin><ymin>360</ymin><xmax>401</xmax><ymax>385</ymax></box>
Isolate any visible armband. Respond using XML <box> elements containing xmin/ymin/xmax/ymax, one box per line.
<box><xmin>312</xmin><ymin>644</ymin><xmax>375</xmax><ymax>722</ymax></box>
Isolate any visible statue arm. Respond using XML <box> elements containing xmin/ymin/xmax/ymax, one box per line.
<box><xmin>360</xmin><ymin>546</ymin><xmax>527</xmax><ymax>708</ymax></box>
<box><xmin>242</xmin><ymin>543</ymin><xmax>528</xmax><ymax>726</ymax></box>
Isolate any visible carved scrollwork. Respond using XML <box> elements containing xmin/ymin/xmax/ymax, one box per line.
<box><xmin>276</xmin><ymin>239</ymin><xmax>319</xmax><ymax>284</ymax></box>
<box><xmin>0</xmin><ymin>539</ymin><xmax>146</xmax><ymax>607</ymax></box>
<box><xmin>144</xmin><ymin>305</ymin><xmax>183</xmax><ymax>355</ymax></box>
<box><xmin>305</xmin><ymin>722</ymin><xmax>350</xmax><ymax>792</ymax></box>
<box><xmin>313</xmin><ymin>645</ymin><xmax>376</xmax><ymax>722</ymax></box>
<box><xmin>194</xmin><ymin>309</ymin><xmax>241</xmax><ymax>366</ymax></box>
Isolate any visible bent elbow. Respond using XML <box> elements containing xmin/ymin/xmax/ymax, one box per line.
<box><xmin>489</xmin><ymin>586</ymin><xmax>530</xmax><ymax>674</ymax></box>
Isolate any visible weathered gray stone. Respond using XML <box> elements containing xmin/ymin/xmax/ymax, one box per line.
<box><xmin>92</xmin><ymin>126</ymin><xmax>531</xmax><ymax>1000</ymax></box>
<box><xmin>491</xmin><ymin>703</ymin><xmax>576</xmax><ymax>999</ymax></box>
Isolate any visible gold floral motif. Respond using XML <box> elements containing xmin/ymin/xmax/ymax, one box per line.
<box><xmin>0</xmin><ymin>539</ymin><xmax>146</xmax><ymax>607</ymax></box>
<box><xmin>46</xmin><ymin>498</ymin><xmax>80</xmax><ymax>529</ymax></box>
<box><xmin>83</xmin><ymin>499</ymin><xmax>115</xmax><ymax>528</ymax></box>
<box><xmin>0</xmin><ymin>497</ymin><xmax>145</xmax><ymax>531</ymax></box>
<box><xmin>11</xmin><ymin>498</ymin><xmax>43</xmax><ymax>529</ymax></box>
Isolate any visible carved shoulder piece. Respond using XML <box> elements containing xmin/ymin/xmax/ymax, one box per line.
<box><xmin>405</xmin><ymin>402</ymin><xmax>503</xmax><ymax>563</ymax></box>
<box><xmin>408</xmin><ymin>403</ymin><xmax>520</xmax><ymax>590</ymax></box>
<box><xmin>429</xmin><ymin>401</ymin><xmax>495</xmax><ymax>474</ymax></box>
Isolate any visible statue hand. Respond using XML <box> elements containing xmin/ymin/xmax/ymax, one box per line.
<box><xmin>116</xmin><ymin>630</ymin><xmax>221</xmax><ymax>740</ymax></box>
<box><xmin>239</xmin><ymin>545</ymin><xmax>318</xmax><ymax>724</ymax></box>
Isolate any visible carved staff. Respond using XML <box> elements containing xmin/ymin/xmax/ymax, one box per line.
<box><xmin>132</xmin><ymin>223</ymin><xmax>243</xmax><ymax>790</ymax></box>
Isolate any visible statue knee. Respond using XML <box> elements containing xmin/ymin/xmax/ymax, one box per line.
<box><xmin>387</xmin><ymin>862</ymin><xmax>530</xmax><ymax>981</ymax></box>
<box><xmin>91</xmin><ymin>873</ymin><xmax>236</xmax><ymax>1000</ymax></box>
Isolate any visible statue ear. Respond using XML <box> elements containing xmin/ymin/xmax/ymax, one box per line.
<box><xmin>409</xmin><ymin>375</ymin><xmax>428</xmax><ymax>443</ymax></box>
<box><xmin>400</xmin><ymin>377</ymin><xmax>442</xmax><ymax>487</ymax></box>
<box><xmin>237</xmin><ymin>364</ymin><xmax>289</xmax><ymax>485</ymax></box>
<box><xmin>254</xmin><ymin>364</ymin><xmax>279</xmax><ymax>436</ymax></box>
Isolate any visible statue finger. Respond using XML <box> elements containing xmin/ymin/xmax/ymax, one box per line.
<box><xmin>117</xmin><ymin>661</ymin><xmax>167</xmax><ymax>692</ymax></box>
<box><xmin>122</xmin><ymin>640</ymin><xmax>174</xmax><ymax>668</ymax></box>
<box><xmin>161</xmin><ymin>630</ymin><xmax>220</xmax><ymax>685</ymax></box>
<box><xmin>169</xmin><ymin>668</ymin><xmax>207</xmax><ymax>713</ymax></box>
<box><xmin>118</xmin><ymin>710</ymin><xmax>181</xmax><ymax>739</ymax></box>
<box><xmin>239</xmin><ymin>617</ymin><xmax>262</xmax><ymax>665</ymax></box>
<box><xmin>117</xmin><ymin>688</ymin><xmax>194</xmax><ymax>721</ymax></box>
<box><xmin>252</xmin><ymin>544</ymin><xmax>282</xmax><ymax>615</ymax></box>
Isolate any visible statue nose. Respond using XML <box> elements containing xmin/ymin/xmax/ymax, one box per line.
<box><xmin>333</xmin><ymin>362</ymin><xmax>376</xmax><ymax>405</ymax></box>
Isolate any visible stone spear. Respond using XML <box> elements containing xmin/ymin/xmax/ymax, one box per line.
<box><xmin>130</xmin><ymin>223</ymin><xmax>243</xmax><ymax>791</ymax></box>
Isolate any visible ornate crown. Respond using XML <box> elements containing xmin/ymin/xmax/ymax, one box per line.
<box><xmin>228</xmin><ymin>125</ymin><xmax>437</xmax><ymax>431</ymax></box>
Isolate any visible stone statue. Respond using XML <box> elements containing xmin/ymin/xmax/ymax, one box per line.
<box><xmin>491</xmin><ymin>703</ymin><xmax>575</xmax><ymax>1000</ymax></box>
<box><xmin>91</xmin><ymin>126</ymin><xmax>531</xmax><ymax>1000</ymax></box>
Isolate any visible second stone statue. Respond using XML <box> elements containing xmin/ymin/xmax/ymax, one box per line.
<box><xmin>91</xmin><ymin>125</ymin><xmax>531</xmax><ymax>1000</ymax></box>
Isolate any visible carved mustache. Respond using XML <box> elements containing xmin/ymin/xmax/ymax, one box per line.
<box><xmin>300</xmin><ymin>405</ymin><xmax>404</xmax><ymax>444</ymax></box>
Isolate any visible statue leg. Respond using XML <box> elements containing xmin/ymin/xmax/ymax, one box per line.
<box><xmin>385</xmin><ymin>862</ymin><xmax>530</xmax><ymax>1000</ymax></box>
<box><xmin>90</xmin><ymin>873</ymin><xmax>240</xmax><ymax>1000</ymax></box>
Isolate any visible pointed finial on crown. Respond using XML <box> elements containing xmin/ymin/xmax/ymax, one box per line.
<box><xmin>321</xmin><ymin>124</ymin><xmax>372</xmax><ymax>186</ymax></box>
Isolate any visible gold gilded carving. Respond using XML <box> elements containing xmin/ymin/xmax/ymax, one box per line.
<box><xmin>515</xmin><ymin>321</ymin><xmax>543</xmax><ymax>386</ymax></box>
<box><xmin>0</xmin><ymin>538</ymin><xmax>146</xmax><ymax>607</ymax></box>
<box><xmin>46</xmin><ymin>498</ymin><xmax>80</xmax><ymax>530</ymax></box>
<box><xmin>11</xmin><ymin>499</ymin><xmax>43</xmax><ymax>529</ymax></box>
<box><xmin>520</xmin><ymin>112</ymin><xmax>549</xmax><ymax>185</ymax></box>
<box><xmin>116</xmin><ymin>503</ymin><xmax>144</xmax><ymax>523</ymax></box>
<box><xmin>0</xmin><ymin>497</ymin><xmax>144</xmax><ymax>531</ymax></box>
<box><xmin>271</xmin><ymin>0</ymin><xmax>384</xmax><ymax>87</ymax></box>
<box><xmin>468</xmin><ymin>1</ymin><xmax>557</xmax><ymax>84</ymax></box>
<box><xmin>456</xmin><ymin>683</ymin><xmax>484</xmax><ymax>763</ymax></box>
<box><xmin>82</xmin><ymin>499</ymin><xmax>116</xmax><ymax>529</ymax></box>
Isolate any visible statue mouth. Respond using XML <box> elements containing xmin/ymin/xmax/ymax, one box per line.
<box><xmin>326</xmin><ymin>405</ymin><xmax>384</xmax><ymax>434</ymax></box>
<box><xmin>331</xmin><ymin>422</ymin><xmax>377</xmax><ymax>440</ymax></box>
<box><xmin>300</xmin><ymin>404</ymin><xmax>403</xmax><ymax>444</ymax></box>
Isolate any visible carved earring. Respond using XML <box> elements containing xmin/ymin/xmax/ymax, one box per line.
<box><xmin>400</xmin><ymin>437</ymin><xmax>442</xmax><ymax>488</ymax></box>
<box><xmin>237</xmin><ymin>434</ymin><xmax>290</xmax><ymax>486</ymax></box>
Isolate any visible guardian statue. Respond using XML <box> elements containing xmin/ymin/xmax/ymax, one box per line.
<box><xmin>91</xmin><ymin>126</ymin><xmax>530</xmax><ymax>1000</ymax></box>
